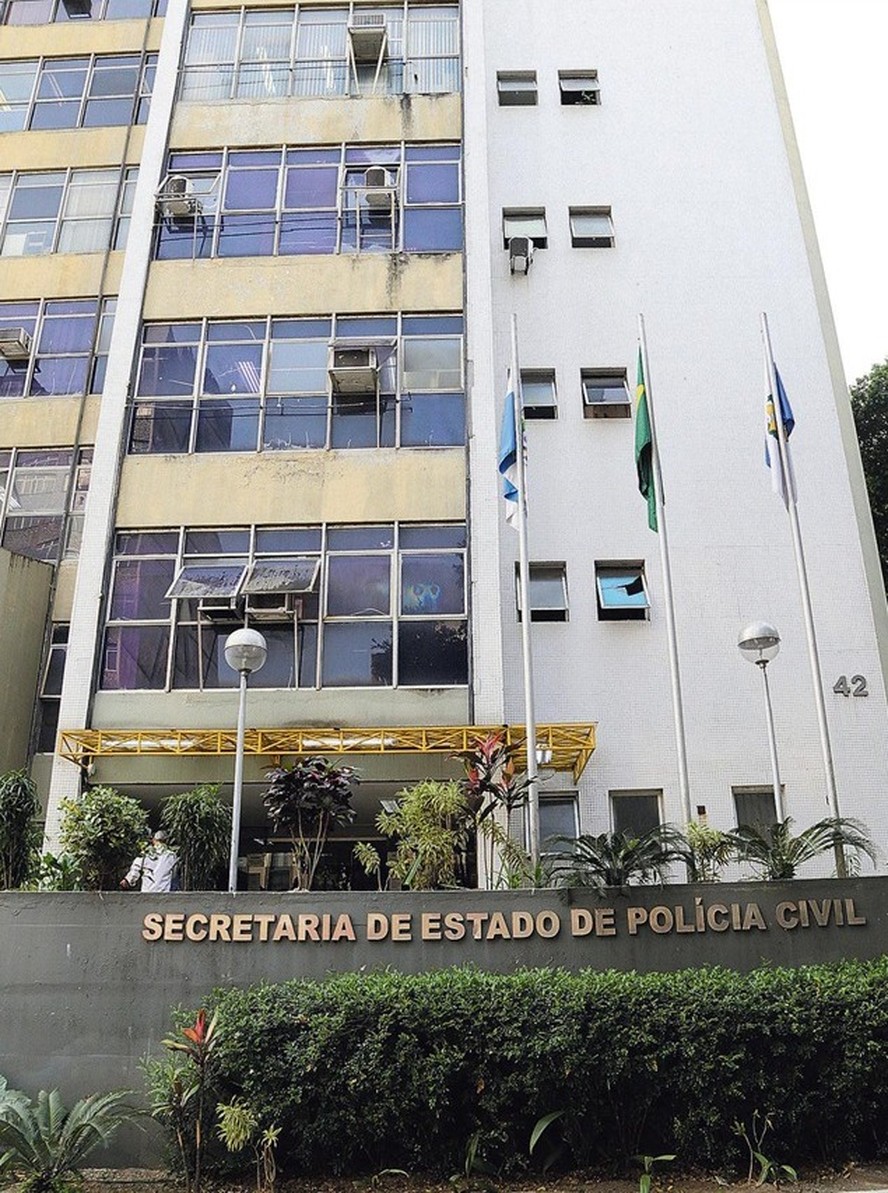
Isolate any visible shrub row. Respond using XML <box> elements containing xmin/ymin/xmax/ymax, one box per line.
<box><xmin>207</xmin><ymin>960</ymin><xmax>888</xmax><ymax>1176</ymax></box>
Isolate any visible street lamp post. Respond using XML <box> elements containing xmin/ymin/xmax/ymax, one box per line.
<box><xmin>224</xmin><ymin>627</ymin><xmax>267</xmax><ymax>894</ymax></box>
<box><xmin>737</xmin><ymin>621</ymin><xmax>784</xmax><ymax>823</ymax></box>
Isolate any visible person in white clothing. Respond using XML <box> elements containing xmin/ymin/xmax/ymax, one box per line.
<box><xmin>120</xmin><ymin>830</ymin><xmax>179</xmax><ymax>892</ymax></box>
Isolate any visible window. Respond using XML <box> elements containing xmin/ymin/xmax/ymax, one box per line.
<box><xmin>0</xmin><ymin>54</ymin><xmax>155</xmax><ymax>133</ymax></box>
<box><xmin>570</xmin><ymin>206</ymin><xmax>614</xmax><ymax>248</ymax></box>
<box><xmin>37</xmin><ymin>624</ymin><xmax>67</xmax><ymax>752</ymax></box>
<box><xmin>539</xmin><ymin>794</ymin><xmax>578</xmax><ymax>850</ymax></box>
<box><xmin>0</xmin><ymin>447</ymin><xmax>91</xmax><ymax>563</ymax></box>
<box><xmin>582</xmin><ymin>370</ymin><xmax>629</xmax><ymax>419</ymax></box>
<box><xmin>518</xmin><ymin>563</ymin><xmax>568</xmax><ymax>622</ymax></box>
<box><xmin>102</xmin><ymin>522</ymin><xmax>468</xmax><ymax>691</ymax></box>
<box><xmin>596</xmin><ymin>563</ymin><xmax>649</xmax><ymax>621</ymax></box>
<box><xmin>611</xmin><ymin>790</ymin><xmax>661</xmax><ymax>837</ymax></box>
<box><xmin>155</xmin><ymin>143</ymin><xmax>462</xmax><ymax>261</ymax></box>
<box><xmin>2</xmin><ymin>0</ymin><xmax>165</xmax><ymax>23</ymax></box>
<box><xmin>0</xmin><ymin>169</ymin><xmax>131</xmax><ymax>258</ymax></box>
<box><xmin>502</xmin><ymin>208</ymin><xmax>547</xmax><ymax>249</ymax></box>
<box><xmin>733</xmin><ymin>787</ymin><xmax>779</xmax><ymax>831</ymax></box>
<box><xmin>497</xmin><ymin>70</ymin><xmax>537</xmax><ymax>106</ymax></box>
<box><xmin>0</xmin><ymin>298</ymin><xmax>112</xmax><ymax>399</ymax></box>
<box><xmin>129</xmin><ymin>313</ymin><xmax>464</xmax><ymax>454</ymax></box>
<box><xmin>559</xmin><ymin>70</ymin><xmax>599</xmax><ymax>105</ymax></box>
<box><xmin>180</xmin><ymin>4</ymin><xmax>460</xmax><ymax>102</ymax></box>
<box><xmin>520</xmin><ymin>370</ymin><xmax>556</xmax><ymax>420</ymax></box>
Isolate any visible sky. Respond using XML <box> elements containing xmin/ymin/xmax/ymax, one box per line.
<box><xmin>768</xmin><ymin>0</ymin><xmax>888</xmax><ymax>383</ymax></box>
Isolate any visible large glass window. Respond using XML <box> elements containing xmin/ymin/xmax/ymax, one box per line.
<box><xmin>0</xmin><ymin>168</ymin><xmax>131</xmax><ymax>258</ymax></box>
<box><xmin>102</xmin><ymin>523</ymin><xmax>467</xmax><ymax>690</ymax></box>
<box><xmin>0</xmin><ymin>298</ymin><xmax>111</xmax><ymax>398</ymax></box>
<box><xmin>0</xmin><ymin>446</ymin><xmax>91</xmax><ymax>563</ymax></box>
<box><xmin>156</xmin><ymin>142</ymin><xmax>462</xmax><ymax>260</ymax></box>
<box><xmin>2</xmin><ymin>0</ymin><xmax>166</xmax><ymax>24</ymax></box>
<box><xmin>0</xmin><ymin>54</ymin><xmax>154</xmax><ymax>130</ymax></box>
<box><xmin>129</xmin><ymin>312</ymin><xmax>464</xmax><ymax>454</ymax></box>
<box><xmin>180</xmin><ymin>4</ymin><xmax>459</xmax><ymax>102</ymax></box>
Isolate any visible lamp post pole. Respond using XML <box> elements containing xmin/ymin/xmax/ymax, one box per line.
<box><xmin>738</xmin><ymin>622</ymin><xmax>784</xmax><ymax>823</ymax></box>
<box><xmin>224</xmin><ymin>628</ymin><xmax>267</xmax><ymax>895</ymax></box>
<box><xmin>757</xmin><ymin>657</ymin><xmax>784</xmax><ymax>823</ymax></box>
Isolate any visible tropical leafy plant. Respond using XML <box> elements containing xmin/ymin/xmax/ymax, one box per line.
<box><xmin>22</xmin><ymin>853</ymin><xmax>82</xmax><ymax>892</ymax></box>
<box><xmin>0</xmin><ymin>1079</ymin><xmax>136</xmax><ymax>1193</ymax></box>
<box><xmin>0</xmin><ymin>770</ymin><xmax>40</xmax><ymax>890</ymax></box>
<box><xmin>685</xmin><ymin>821</ymin><xmax>732</xmax><ymax>883</ymax></box>
<box><xmin>374</xmin><ymin>779</ymin><xmax>475</xmax><ymax>890</ymax></box>
<box><xmin>216</xmin><ymin>1098</ymin><xmax>279</xmax><ymax>1193</ymax></box>
<box><xmin>160</xmin><ymin>784</ymin><xmax>230</xmax><ymax>890</ymax></box>
<box><xmin>549</xmin><ymin>825</ymin><xmax>689</xmax><ymax>888</ymax></box>
<box><xmin>458</xmin><ymin>732</ymin><xmax>533</xmax><ymax>889</ymax></box>
<box><xmin>263</xmin><ymin>757</ymin><xmax>357</xmax><ymax>891</ymax></box>
<box><xmin>58</xmin><ymin>786</ymin><xmax>148</xmax><ymax>890</ymax></box>
<box><xmin>727</xmin><ymin>817</ymin><xmax>877</xmax><ymax>881</ymax></box>
<box><xmin>161</xmin><ymin>1010</ymin><xmax>218</xmax><ymax>1193</ymax></box>
<box><xmin>635</xmin><ymin>1152</ymin><xmax>676</xmax><ymax>1193</ymax></box>
<box><xmin>142</xmin><ymin>1052</ymin><xmax>198</xmax><ymax>1188</ymax></box>
<box><xmin>734</xmin><ymin>1112</ymin><xmax>797</xmax><ymax>1186</ymax></box>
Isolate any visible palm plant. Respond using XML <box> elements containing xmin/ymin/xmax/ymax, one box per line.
<box><xmin>549</xmin><ymin>825</ymin><xmax>690</xmax><ymax>889</ymax></box>
<box><xmin>727</xmin><ymin>816</ymin><xmax>877</xmax><ymax>880</ymax></box>
<box><xmin>0</xmin><ymin>1080</ymin><xmax>136</xmax><ymax>1193</ymax></box>
<box><xmin>263</xmin><ymin>757</ymin><xmax>357</xmax><ymax>891</ymax></box>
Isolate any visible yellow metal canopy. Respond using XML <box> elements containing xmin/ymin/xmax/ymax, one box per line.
<box><xmin>58</xmin><ymin>722</ymin><xmax>596</xmax><ymax>782</ymax></box>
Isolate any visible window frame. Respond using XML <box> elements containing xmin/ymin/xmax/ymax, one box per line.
<box><xmin>610</xmin><ymin>789</ymin><xmax>662</xmax><ymax>838</ymax></box>
<box><xmin>595</xmin><ymin>562</ymin><xmax>650</xmax><ymax>621</ymax></box>
<box><xmin>0</xmin><ymin>296</ymin><xmax>111</xmax><ymax>400</ymax></box>
<box><xmin>496</xmin><ymin>70</ymin><xmax>537</xmax><ymax>106</ymax></box>
<box><xmin>502</xmin><ymin>207</ymin><xmax>547</xmax><ymax>249</ymax></box>
<box><xmin>0</xmin><ymin>167</ymin><xmax>131</xmax><ymax>259</ymax></box>
<box><xmin>0</xmin><ymin>53</ymin><xmax>155</xmax><ymax>132</ymax></box>
<box><xmin>558</xmin><ymin>69</ymin><xmax>600</xmax><ymax>106</ymax></box>
<box><xmin>520</xmin><ymin>369</ymin><xmax>557</xmax><ymax>420</ymax></box>
<box><xmin>517</xmin><ymin>562</ymin><xmax>569</xmax><ymax>623</ymax></box>
<box><xmin>570</xmin><ymin>206</ymin><xmax>614</xmax><ymax>248</ymax></box>
<box><xmin>581</xmin><ymin>368</ymin><xmax>630</xmax><ymax>419</ymax></box>
<box><xmin>538</xmin><ymin>792</ymin><xmax>579</xmax><ymax>852</ymax></box>
<box><xmin>2</xmin><ymin>0</ymin><xmax>166</xmax><ymax>23</ymax></box>
<box><xmin>732</xmin><ymin>786</ymin><xmax>780</xmax><ymax>831</ymax></box>
<box><xmin>0</xmin><ymin>445</ymin><xmax>92</xmax><ymax>564</ymax></box>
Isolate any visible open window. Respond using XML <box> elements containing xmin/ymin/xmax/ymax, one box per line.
<box><xmin>596</xmin><ymin>562</ymin><xmax>649</xmax><ymax>621</ymax></box>
<box><xmin>502</xmin><ymin>208</ymin><xmax>547</xmax><ymax>250</ymax></box>
<box><xmin>517</xmin><ymin>563</ymin><xmax>568</xmax><ymax>622</ymax></box>
<box><xmin>347</xmin><ymin>12</ymin><xmax>388</xmax><ymax>94</ymax></box>
<box><xmin>242</xmin><ymin>556</ymin><xmax>320</xmax><ymax>620</ymax></box>
<box><xmin>559</xmin><ymin>70</ymin><xmax>600</xmax><ymax>106</ymax></box>
<box><xmin>582</xmin><ymin>369</ymin><xmax>630</xmax><ymax>419</ymax></box>
<box><xmin>570</xmin><ymin>206</ymin><xmax>614</xmax><ymax>248</ymax></box>
<box><xmin>165</xmin><ymin>561</ymin><xmax>247</xmax><ymax>619</ymax></box>
<box><xmin>497</xmin><ymin>70</ymin><xmax>537</xmax><ymax>106</ymax></box>
<box><xmin>342</xmin><ymin>161</ymin><xmax>400</xmax><ymax>251</ymax></box>
<box><xmin>520</xmin><ymin>369</ymin><xmax>557</xmax><ymax>419</ymax></box>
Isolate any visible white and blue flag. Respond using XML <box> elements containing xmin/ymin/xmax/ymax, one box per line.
<box><xmin>498</xmin><ymin>371</ymin><xmax>520</xmax><ymax>527</ymax></box>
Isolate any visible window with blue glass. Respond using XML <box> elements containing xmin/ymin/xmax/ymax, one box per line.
<box><xmin>101</xmin><ymin>522</ymin><xmax>468</xmax><ymax>690</ymax></box>
<box><xmin>2</xmin><ymin>0</ymin><xmax>165</xmax><ymax>24</ymax></box>
<box><xmin>129</xmin><ymin>312</ymin><xmax>465</xmax><ymax>453</ymax></box>
<box><xmin>180</xmin><ymin>4</ymin><xmax>459</xmax><ymax>102</ymax></box>
<box><xmin>0</xmin><ymin>446</ymin><xmax>91</xmax><ymax>564</ymax></box>
<box><xmin>0</xmin><ymin>168</ymin><xmax>135</xmax><ymax>257</ymax></box>
<box><xmin>0</xmin><ymin>54</ymin><xmax>155</xmax><ymax>132</ymax></box>
<box><xmin>155</xmin><ymin>143</ymin><xmax>462</xmax><ymax>260</ymax></box>
<box><xmin>0</xmin><ymin>297</ymin><xmax>113</xmax><ymax>398</ymax></box>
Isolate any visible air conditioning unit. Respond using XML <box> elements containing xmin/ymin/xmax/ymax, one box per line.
<box><xmin>508</xmin><ymin>236</ymin><xmax>534</xmax><ymax>274</ymax></box>
<box><xmin>245</xmin><ymin>592</ymin><xmax>300</xmax><ymax>621</ymax></box>
<box><xmin>348</xmin><ymin>13</ymin><xmax>387</xmax><ymax>62</ymax></box>
<box><xmin>157</xmin><ymin>175</ymin><xmax>201</xmax><ymax>220</ymax></box>
<box><xmin>364</xmin><ymin>166</ymin><xmax>397</xmax><ymax>209</ymax></box>
<box><xmin>197</xmin><ymin>596</ymin><xmax>239</xmax><ymax>621</ymax></box>
<box><xmin>328</xmin><ymin>345</ymin><xmax>379</xmax><ymax>394</ymax></box>
<box><xmin>0</xmin><ymin>328</ymin><xmax>32</xmax><ymax>360</ymax></box>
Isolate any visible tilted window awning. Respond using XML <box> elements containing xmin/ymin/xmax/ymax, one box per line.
<box><xmin>57</xmin><ymin>723</ymin><xmax>596</xmax><ymax>782</ymax></box>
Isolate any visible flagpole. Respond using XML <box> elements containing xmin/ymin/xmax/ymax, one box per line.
<box><xmin>760</xmin><ymin>312</ymin><xmax>845</xmax><ymax>876</ymax></box>
<box><xmin>510</xmin><ymin>312</ymin><xmax>541</xmax><ymax>871</ymax></box>
<box><xmin>638</xmin><ymin>314</ymin><xmax>693</xmax><ymax>829</ymax></box>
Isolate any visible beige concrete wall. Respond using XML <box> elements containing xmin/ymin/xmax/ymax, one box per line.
<box><xmin>171</xmin><ymin>94</ymin><xmax>461</xmax><ymax>149</ymax></box>
<box><xmin>116</xmin><ymin>449</ymin><xmax>466</xmax><ymax>527</ymax></box>
<box><xmin>0</xmin><ymin>127</ymin><xmax>144</xmax><ymax>172</ymax></box>
<box><xmin>0</xmin><ymin>252</ymin><xmax>124</xmax><ymax>302</ymax></box>
<box><xmin>0</xmin><ymin>549</ymin><xmax>51</xmax><ymax>772</ymax></box>
<box><xmin>0</xmin><ymin>18</ymin><xmax>163</xmax><ymax>58</ymax></box>
<box><xmin>143</xmin><ymin>253</ymin><xmax>462</xmax><ymax>319</ymax></box>
<box><xmin>51</xmin><ymin>561</ymin><xmax>80</xmax><ymax>625</ymax></box>
<box><xmin>0</xmin><ymin>397</ymin><xmax>100</xmax><ymax>451</ymax></box>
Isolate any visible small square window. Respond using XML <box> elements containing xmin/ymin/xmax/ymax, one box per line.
<box><xmin>539</xmin><ymin>794</ymin><xmax>578</xmax><ymax>850</ymax></box>
<box><xmin>559</xmin><ymin>70</ymin><xmax>600</xmax><ymax>106</ymax></box>
<box><xmin>582</xmin><ymin>370</ymin><xmax>630</xmax><ymax>419</ymax></box>
<box><xmin>596</xmin><ymin>562</ymin><xmax>649</xmax><ymax>621</ymax></box>
<box><xmin>517</xmin><ymin>562</ymin><xmax>568</xmax><ymax>622</ymax></box>
<box><xmin>520</xmin><ymin>369</ymin><xmax>557</xmax><ymax>419</ymax></box>
<box><xmin>611</xmin><ymin>790</ymin><xmax>661</xmax><ymax>837</ymax></box>
<box><xmin>570</xmin><ymin>207</ymin><xmax>614</xmax><ymax>248</ymax></box>
<box><xmin>503</xmin><ymin>208</ymin><xmax>547</xmax><ymax>249</ymax></box>
<box><xmin>732</xmin><ymin>786</ymin><xmax>779</xmax><ymax>831</ymax></box>
<box><xmin>497</xmin><ymin>71</ymin><xmax>537</xmax><ymax>106</ymax></box>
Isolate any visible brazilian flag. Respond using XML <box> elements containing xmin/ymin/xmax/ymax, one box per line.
<box><xmin>634</xmin><ymin>349</ymin><xmax>657</xmax><ymax>532</ymax></box>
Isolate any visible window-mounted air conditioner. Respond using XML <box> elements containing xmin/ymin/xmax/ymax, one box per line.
<box><xmin>363</xmin><ymin>166</ymin><xmax>397</xmax><ymax>210</ymax></box>
<box><xmin>348</xmin><ymin>13</ymin><xmax>387</xmax><ymax>62</ymax></box>
<box><xmin>157</xmin><ymin>175</ymin><xmax>201</xmax><ymax>220</ymax></box>
<box><xmin>0</xmin><ymin>328</ymin><xmax>32</xmax><ymax>360</ymax></box>
<box><xmin>328</xmin><ymin>345</ymin><xmax>379</xmax><ymax>394</ymax></box>
<box><xmin>245</xmin><ymin>592</ymin><xmax>301</xmax><ymax>621</ymax></box>
<box><xmin>197</xmin><ymin>596</ymin><xmax>239</xmax><ymax>621</ymax></box>
<box><xmin>508</xmin><ymin>236</ymin><xmax>533</xmax><ymax>275</ymax></box>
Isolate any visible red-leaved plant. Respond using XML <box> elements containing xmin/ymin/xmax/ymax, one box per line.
<box><xmin>162</xmin><ymin>1009</ymin><xmax>218</xmax><ymax>1193</ymax></box>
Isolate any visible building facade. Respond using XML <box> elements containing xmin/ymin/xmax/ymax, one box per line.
<box><xmin>0</xmin><ymin>0</ymin><xmax>884</xmax><ymax>883</ymax></box>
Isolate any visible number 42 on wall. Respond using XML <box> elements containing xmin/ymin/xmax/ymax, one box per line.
<box><xmin>833</xmin><ymin>675</ymin><xmax>868</xmax><ymax>697</ymax></box>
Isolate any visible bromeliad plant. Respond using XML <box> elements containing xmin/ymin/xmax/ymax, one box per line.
<box><xmin>263</xmin><ymin>757</ymin><xmax>358</xmax><ymax>891</ymax></box>
<box><xmin>160</xmin><ymin>1010</ymin><xmax>218</xmax><ymax>1193</ymax></box>
<box><xmin>0</xmin><ymin>1077</ymin><xmax>136</xmax><ymax>1193</ymax></box>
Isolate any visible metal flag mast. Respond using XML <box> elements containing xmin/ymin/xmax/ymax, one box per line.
<box><xmin>760</xmin><ymin>311</ymin><xmax>845</xmax><ymax>876</ymax></box>
<box><xmin>637</xmin><ymin>314</ymin><xmax>693</xmax><ymax>828</ymax></box>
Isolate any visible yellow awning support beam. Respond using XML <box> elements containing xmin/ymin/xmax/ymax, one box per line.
<box><xmin>58</xmin><ymin>722</ymin><xmax>596</xmax><ymax>783</ymax></box>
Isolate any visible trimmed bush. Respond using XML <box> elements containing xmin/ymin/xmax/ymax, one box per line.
<box><xmin>199</xmin><ymin>961</ymin><xmax>888</xmax><ymax>1176</ymax></box>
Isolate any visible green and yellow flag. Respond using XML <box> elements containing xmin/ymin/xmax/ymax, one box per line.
<box><xmin>634</xmin><ymin>348</ymin><xmax>657</xmax><ymax>532</ymax></box>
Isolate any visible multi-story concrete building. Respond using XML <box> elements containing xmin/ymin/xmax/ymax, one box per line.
<box><xmin>0</xmin><ymin>0</ymin><xmax>884</xmax><ymax>885</ymax></box>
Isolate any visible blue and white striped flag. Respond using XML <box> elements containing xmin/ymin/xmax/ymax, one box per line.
<box><xmin>765</xmin><ymin>364</ymin><xmax>796</xmax><ymax>508</ymax></box>
<box><xmin>498</xmin><ymin>371</ymin><xmax>520</xmax><ymax>528</ymax></box>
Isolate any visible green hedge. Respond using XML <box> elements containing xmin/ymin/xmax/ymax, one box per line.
<box><xmin>207</xmin><ymin>961</ymin><xmax>888</xmax><ymax>1175</ymax></box>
